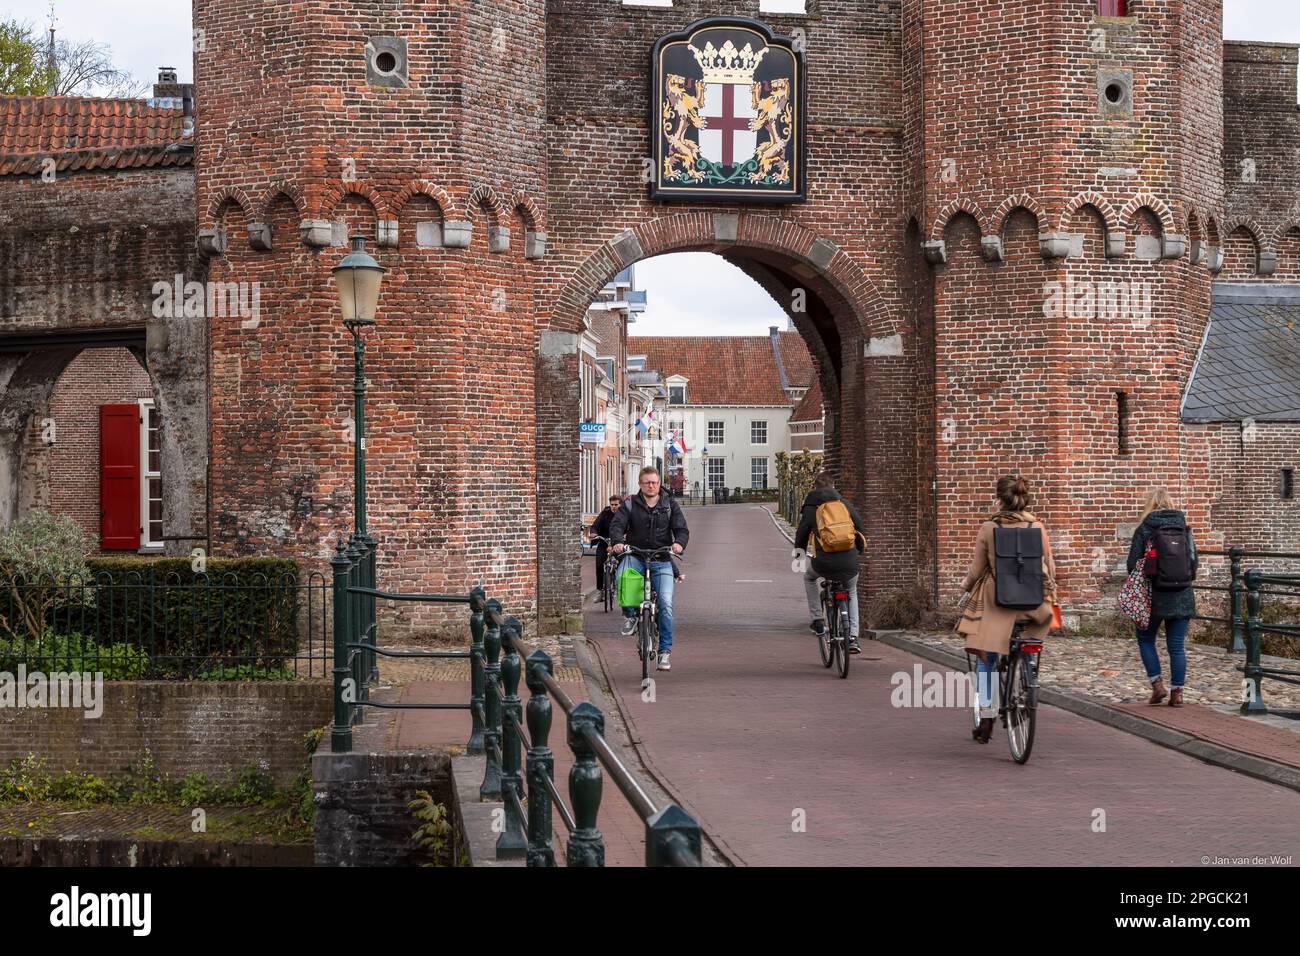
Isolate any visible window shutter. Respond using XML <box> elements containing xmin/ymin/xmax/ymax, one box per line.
<box><xmin>99</xmin><ymin>404</ymin><xmax>141</xmax><ymax>550</ymax></box>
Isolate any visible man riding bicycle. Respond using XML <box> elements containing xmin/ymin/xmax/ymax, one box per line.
<box><xmin>794</xmin><ymin>472</ymin><xmax>866</xmax><ymax>654</ymax></box>
<box><xmin>610</xmin><ymin>466</ymin><xmax>688</xmax><ymax>671</ymax></box>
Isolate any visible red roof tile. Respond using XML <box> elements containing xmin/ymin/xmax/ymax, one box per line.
<box><xmin>775</xmin><ymin>330</ymin><xmax>815</xmax><ymax>388</ymax></box>
<box><xmin>0</xmin><ymin>143</ymin><xmax>192</xmax><ymax>177</ymax></box>
<box><xmin>628</xmin><ymin>333</ymin><xmax>814</xmax><ymax>406</ymax></box>
<box><xmin>790</xmin><ymin>379</ymin><xmax>824</xmax><ymax>423</ymax></box>
<box><xmin>0</xmin><ymin>96</ymin><xmax>186</xmax><ymax>154</ymax></box>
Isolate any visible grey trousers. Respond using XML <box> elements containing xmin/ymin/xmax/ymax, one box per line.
<box><xmin>805</xmin><ymin>566</ymin><xmax>860</xmax><ymax>638</ymax></box>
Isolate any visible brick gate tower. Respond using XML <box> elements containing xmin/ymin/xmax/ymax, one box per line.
<box><xmin>193</xmin><ymin>0</ymin><xmax>550</xmax><ymax>631</ymax></box>
<box><xmin>903</xmin><ymin>0</ymin><xmax>1225</xmax><ymax>611</ymax></box>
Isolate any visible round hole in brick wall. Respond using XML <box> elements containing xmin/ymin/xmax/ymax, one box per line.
<box><xmin>1104</xmin><ymin>82</ymin><xmax>1125</xmax><ymax>105</ymax></box>
<box><xmin>374</xmin><ymin>51</ymin><xmax>398</xmax><ymax>75</ymax></box>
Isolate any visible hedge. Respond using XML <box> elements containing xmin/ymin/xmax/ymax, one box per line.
<box><xmin>1</xmin><ymin>557</ymin><xmax>305</xmax><ymax>677</ymax></box>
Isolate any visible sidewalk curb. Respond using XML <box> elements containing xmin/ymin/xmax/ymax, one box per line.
<box><xmin>575</xmin><ymin>633</ymin><xmax>743</xmax><ymax>867</ymax></box>
<box><xmin>874</xmin><ymin>629</ymin><xmax>1300</xmax><ymax>795</ymax></box>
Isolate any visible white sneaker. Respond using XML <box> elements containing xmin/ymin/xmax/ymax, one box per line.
<box><xmin>657</xmin><ymin>653</ymin><xmax>671</xmax><ymax>671</ymax></box>
<box><xmin>620</xmin><ymin>618</ymin><xmax>638</xmax><ymax>637</ymax></box>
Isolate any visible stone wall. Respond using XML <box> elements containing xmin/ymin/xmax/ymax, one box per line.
<box><xmin>0</xmin><ymin>682</ymin><xmax>330</xmax><ymax>787</ymax></box>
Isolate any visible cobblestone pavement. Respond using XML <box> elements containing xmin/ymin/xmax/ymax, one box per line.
<box><xmin>584</xmin><ymin>503</ymin><xmax>1300</xmax><ymax>867</ymax></box>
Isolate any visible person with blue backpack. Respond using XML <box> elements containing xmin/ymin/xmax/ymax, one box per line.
<box><xmin>1125</xmin><ymin>487</ymin><xmax>1198</xmax><ymax>708</ymax></box>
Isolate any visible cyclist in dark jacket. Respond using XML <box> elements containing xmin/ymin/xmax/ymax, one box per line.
<box><xmin>610</xmin><ymin>466</ymin><xmax>689</xmax><ymax>670</ymax></box>
<box><xmin>1125</xmin><ymin>487</ymin><xmax>1198</xmax><ymax>708</ymax></box>
<box><xmin>794</xmin><ymin>473</ymin><xmax>866</xmax><ymax>651</ymax></box>
<box><xmin>589</xmin><ymin>494</ymin><xmax>622</xmax><ymax>594</ymax></box>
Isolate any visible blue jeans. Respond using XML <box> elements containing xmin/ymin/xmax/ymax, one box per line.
<box><xmin>619</xmin><ymin>557</ymin><xmax>676</xmax><ymax>653</ymax></box>
<box><xmin>974</xmin><ymin>652</ymin><xmax>1000</xmax><ymax>718</ymax></box>
<box><xmin>1136</xmin><ymin>616</ymin><xmax>1188</xmax><ymax>689</ymax></box>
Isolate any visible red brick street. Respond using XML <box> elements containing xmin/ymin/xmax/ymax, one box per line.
<box><xmin>584</xmin><ymin>503</ymin><xmax>1300</xmax><ymax>867</ymax></box>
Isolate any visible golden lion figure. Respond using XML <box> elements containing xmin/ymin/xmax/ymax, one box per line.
<box><xmin>663</xmin><ymin>74</ymin><xmax>706</xmax><ymax>182</ymax></box>
<box><xmin>748</xmin><ymin>77</ymin><xmax>792</xmax><ymax>185</ymax></box>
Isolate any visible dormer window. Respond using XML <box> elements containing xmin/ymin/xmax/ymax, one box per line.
<box><xmin>669</xmin><ymin>385</ymin><xmax>686</xmax><ymax>405</ymax></box>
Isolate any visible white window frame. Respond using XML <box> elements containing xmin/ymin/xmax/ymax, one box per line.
<box><xmin>708</xmin><ymin>420</ymin><xmax>725</xmax><ymax>445</ymax></box>
<box><xmin>750</xmin><ymin>420</ymin><xmax>768</xmax><ymax>445</ymax></box>
<box><xmin>137</xmin><ymin>398</ymin><xmax>163</xmax><ymax>551</ymax></box>
<box><xmin>707</xmin><ymin>457</ymin><xmax>726</xmax><ymax>490</ymax></box>
<box><xmin>750</xmin><ymin>457</ymin><xmax>769</xmax><ymax>490</ymax></box>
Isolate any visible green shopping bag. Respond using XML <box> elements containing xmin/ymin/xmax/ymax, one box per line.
<box><xmin>617</xmin><ymin>564</ymin><xmax>646</xmax><ymax>609</ymax></box>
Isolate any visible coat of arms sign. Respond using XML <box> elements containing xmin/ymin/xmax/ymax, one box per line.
<box><xmin>650</xmin><ymin>17</ymin><xmax>806</xmax><ymax>202</ymax></box>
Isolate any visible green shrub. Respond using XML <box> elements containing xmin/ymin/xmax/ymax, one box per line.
<box><xmin>409</xmin><ymin>790</ymin><xmax>458</xmax><ymax>866</ymax></box>
<box><xmin>227</xmin><ymin>765</ymin><xmax>277</xmax><ymax>805</ymax></box>
<box><xmin>194</xmin><ymin>663</ymin><xmax>299</xmax><ymax>681</ymax></box>
<box><xmin>122</xmin><ymin>750</ymin><xmax>169</xmax><ymax>804</ymax></box>
<box><xmin>0</xmin><ymin>511</ymin><xmax>93</xmax><ymax>641</ymax></box>
<box><xmin>0</xmin><ymin>630</ymin><xmax>150</xmax><ymax>679</ymax></box>
<box><xmin>0</xmin><ymin>755</ymin><xmax>52</xmax><ymax>802</ymax></box>
<box><xmin>51</xmin><ymin>770</ymin><xmax>118</xmax><ymax>803</ymax></box>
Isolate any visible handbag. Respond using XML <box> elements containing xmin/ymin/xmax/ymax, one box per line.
<box><xmin>616</xmin><ymin>564</ymin><xmax>646</xmax><ymax>609</ymax></box>
<box><xmin>1117</xmin><ymin>563</ymin><xmax>1152</xmax><ymax>629</ymax></box>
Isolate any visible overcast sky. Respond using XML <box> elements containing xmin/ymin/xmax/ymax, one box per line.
<box><xmin>5</xmin><ymin>0</ymin><xmax>1294</xmax><ymax>335</ymax></box>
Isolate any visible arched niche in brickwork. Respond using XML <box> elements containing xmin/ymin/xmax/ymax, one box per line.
<box><xmin>1067</xmin><ymin>204</ymin><xmax>1109</xmax><ymax>259</ymax></box>
<box><xmin>1276</xmin><ymin>226</ymin><xmax>1300</xmax><ymax>280</ymax></box>
<box><xmin>0</xmin><ymin>347</ymin><xmax>82</xmax><ymax>527</ymax></box>
<box><xmin>1221</xmin><ymin>225</ymin><xmax>1262</xmax><ymax>279</ymax></box>
<box><xmin>326</xmin><ymin>192</ymin><xmax>381</xmax><ymax>245</ymax></box>
<box><xmin>941</xmin><ymin>211</ymin><xmax>983</xmax><ymax>261</ymax></box>
<box><xmin>261</xmin><ymin>192</ymin><xmax>303</xmax><ymax>251</ymax></box>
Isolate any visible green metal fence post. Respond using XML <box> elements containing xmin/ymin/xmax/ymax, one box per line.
<box><xmin>524</xmin><ymin>648</ymin><xmax>555</xmax><ymax>867</ymax></box>
<box><xmin>495</xmin><ymin>617</ymin><xmax>527</xmax><ymax>859</ymax></box>
<box><xmin>1241</xmin><ymin>570</ymin><xmax>1267</xmax><ymax>714</ymax></box>
<box><xmin>360</xmin><ymin>532</ymin><xmax>378</xmax><ymax>683</ymax></box>
<box><xmin>566</xmin><ymin>701</ymin><xmax>605</xmax><ymax>867</ymax></box>
<box><xmin>330</xmin><ymin>541</ymin><xmax>353</xmax><ymax>753</ymax></box>
<box><xmin>1228</xmin><ymin>547</ymin><xmax>1245</xmax><ymax>654</ymax></box>
<box><xmin>467</xmin><ymin>587</ymin><xmax>487</xmax><ymax>755</ymax></box>
<box><xmin>479</xmin><ymin>598</ymin><xmax>504</xmax><ymax>800</ymax></box>
<box><xmin>345</xmin><ymin>537</ymin><xmax>366</xmax><ymax>720</ymax></box>
<box><xmin>645</xmin><ymin>803</ymin><xmax>702</xmax><ymax>867</ymax></box>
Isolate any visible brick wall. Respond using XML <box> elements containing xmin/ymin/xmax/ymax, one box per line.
<box><xmin>23</xmin><ymin>348</ymin><xmax>153</xmax><ymax>554</ymax></box>
<box><xmin>0</xmin><ymin>682</ymin><xmax>331</xmax><ymax>786</ymax></box>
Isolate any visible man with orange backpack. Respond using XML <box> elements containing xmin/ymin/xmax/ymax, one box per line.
<box><xmin>794</xmin><ymin>472</ymin><xmax>867</xmax><ymax>653</ymax></box>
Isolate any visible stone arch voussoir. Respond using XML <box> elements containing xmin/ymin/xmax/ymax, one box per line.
<box><xmin>930</xmin><ymin>199</ymin><xmax>987</xmax><ymax>241</ymax></box>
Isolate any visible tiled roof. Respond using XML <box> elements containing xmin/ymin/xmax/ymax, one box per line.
<box><xmin>1182</xmin><ymin>284</ymin><xmax>1300</xmax><ymax>422</ymax></box>
<box><xmin>628</xmin><ymin>333</ymin><xmax>813</xmax><ymax>406</ymax></box>
<box><xmin>790</xmin><ymin>379</ymin><xmax>824</xmax><ymax>424</ymax></box>
<box><xmin>1</xmin><ymin>96</ymin><xmax>187</xmax><ymax>154</ymax></box>
<box><xmin>775</xmin><ymin>330</ymin><xmax>814</xmax><ymax>387</ymax></box>
<box><xmin>0</xmin><ymin>143</ymin><xmax>192</xmax><ymax>177</ymax></box>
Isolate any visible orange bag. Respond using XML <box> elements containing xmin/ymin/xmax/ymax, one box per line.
<box><xmin>1050</xmin><ymin>604</ymin><xmax>1063</xmax><ymax>631</ymax></box>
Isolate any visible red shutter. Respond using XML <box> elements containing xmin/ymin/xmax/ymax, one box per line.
<box><xmin>1097</xmin><ymin>0</ymin><xmax>1127</xmax><ymax>15</ymax></box>
<box><xmin>99</xmin><ymin>404</ymin><xmax>141</xmax><ymax>551</ymax></box>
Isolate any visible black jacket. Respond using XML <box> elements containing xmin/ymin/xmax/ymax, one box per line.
<box><xmin>590</xmin><ymin>507</ymin><xmax>616</xmax><ymax>541</ymax></box>
<box><xmin>795</xmin><ymin>488</ymin><xmax>865</xmax><ymax>578</ymax></box>
<box><xmin>1126</xmin><ymin>509</ymin><xmax>1198</xmax><ymax>620</ymax></box>
<box><xmin>609</xmin><ymin>493</ymin><xmax>689</xmax><ymax>555</ymax></box>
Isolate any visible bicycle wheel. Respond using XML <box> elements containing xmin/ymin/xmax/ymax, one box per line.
<box><xmin>1006</xmin><ymin>653</ymin><xmax>1036</xmax><ymax>764</ymax></box>
<box><xmin>639</xmin><ymin>613</ymin><xmax>652</xmax><ymax>683</ymax></box>
<box><xmin>835</xmin><ymin>600</ymin><xmax>850</xmax><ymax>679</ymax></box>
<box><xmin>964</xmin><ymin>652</ymin><xmax>983</xmax><ymax>736</ymax></box>
<box><xmin>817</xmin><ymin>593</ymin><xmax>833</xmax><ymax>668</ymax></box>
<box><xmin>818</xmin><ymin>593</ymin><xmax>834</xmax><ymax>668</ymax></box>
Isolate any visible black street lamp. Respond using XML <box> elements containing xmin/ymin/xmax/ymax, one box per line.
<box><xmin>701</xmin><ymin>447</ymin><xmax>710</xmax><ymax>507</ymax></box>
<box><xmin>332</xmin><ymin>235</ymin><xmax>386</xmax><ymax>536</ymax></box>
<box><xmin>332</xmin><ymin>235</ymin><xmax>385</xmax><ymax>685</ymax></box>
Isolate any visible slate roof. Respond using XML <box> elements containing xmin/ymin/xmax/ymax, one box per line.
<box><xmin>628</xmin><ymin>332</ymin><xmax>813</xmax><ymax>407</ymax></box>
<box><xmin>0</xmin><ymin>96</ymin><xmax>187</xmax><ymax>153</ymax></box>
<box><xmin>1182</xmin><ymin>284</ymin><xmax>1300</xmax><ymax>422</ymax></box>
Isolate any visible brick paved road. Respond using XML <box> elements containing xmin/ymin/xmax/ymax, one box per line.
<box><xmin>585</xmin><ymin>503</ymin><xmax>1300</xmax><ymax>866</ymax></box>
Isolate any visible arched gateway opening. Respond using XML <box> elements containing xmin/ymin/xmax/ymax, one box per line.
<box><xmin>534</xmin><ymin>213</ymin><xmax>924</xmax><ymax>634</ymax></box>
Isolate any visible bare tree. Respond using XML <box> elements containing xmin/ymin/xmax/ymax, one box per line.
<box><xmin>50</xmin><ymin>36</ymin><xmax>149</xmax><ymax>98</ymax></box>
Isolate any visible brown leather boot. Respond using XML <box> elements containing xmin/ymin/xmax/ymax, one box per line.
<box><xmin>1149</xmin><ymin>677</ymin><xmax>1168</xmax><ymax>705</ymax></box>
<box><xmin>1169</xmin><ymin>688</ymin><xmax>1184</xmax><ymax>708</ymax></box>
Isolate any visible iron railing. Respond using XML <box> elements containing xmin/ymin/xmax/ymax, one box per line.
<box><xmin>329</xmin><ymin>537</ymin><xmax>703</xmax><ymax>867</ymax></box>
<box><xmin>0</xmin><ymin>567</ymin><xmax>330</xmax><ymax>678</ymax></box>
<box><xmin>1240</xmin><ymin>569</ymin><xmax>1300</xmax><ymax>717</ymax></box>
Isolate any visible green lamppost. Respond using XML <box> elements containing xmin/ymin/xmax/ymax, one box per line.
<box><xmin>701</xmin><ymin>447</ymin><xmax>710</xmax><ymax>507</ymax></box>
<box><xmin>332</xmin><ymin>235</ymin><xmax>385</xmax><ymax>683</ymax></box>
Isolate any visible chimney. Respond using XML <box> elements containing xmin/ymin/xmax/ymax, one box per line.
<box><xmin>153</xmin><ymin>67</ymin><xmax>196</xmax><ymax>138</ymax></box>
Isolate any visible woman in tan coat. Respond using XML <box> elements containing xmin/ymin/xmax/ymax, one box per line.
<box><xmin>956</xmin><ymin>475</ymin><xmax>1058</xmax><ymax>743</ymax></box>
